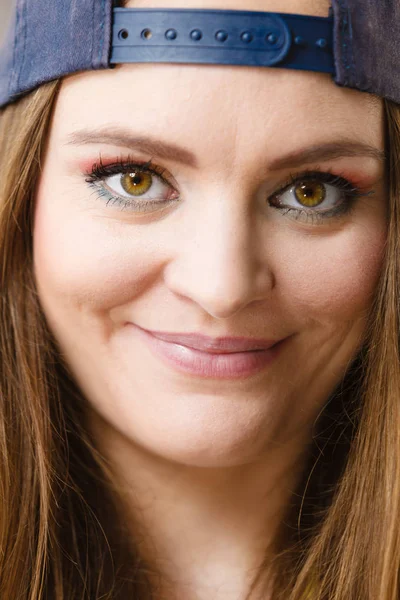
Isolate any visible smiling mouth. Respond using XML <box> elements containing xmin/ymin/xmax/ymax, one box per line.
<box><xmin>131</xmin><ymin>323</ymin><xmax>288</xmax><ymax>380</ymax></box>
<box><xmin>133</xmin><ymin>323</ymin><xmax>282</xmax><ymax>354</ymax></box>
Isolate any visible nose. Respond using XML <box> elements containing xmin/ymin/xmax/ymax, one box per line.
<box><xmin>164</xmin><ymin>197</ymin><xmax>276</xmax><ymax>319</ymax></box>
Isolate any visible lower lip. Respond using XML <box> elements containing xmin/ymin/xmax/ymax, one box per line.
<box><xmin>133</xmin><ymin>325</ymin><xmax>285</xmax><ymax>379</ymax></box>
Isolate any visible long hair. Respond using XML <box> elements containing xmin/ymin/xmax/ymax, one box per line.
<box><xmin>0</xmin><ymin>81</ymin><xmax>399</xmax><ymax>599</ymax></box>
<box><xmin>0</xmin><ymin>82</ymin><xmax>157</xmax><ymax>599</ymax></box>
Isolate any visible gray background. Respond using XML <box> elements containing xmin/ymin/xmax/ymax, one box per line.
<box><xmin>0</xmin><ymin>0</ymin><xmax>14</xmax><ymax>43</ymax></box>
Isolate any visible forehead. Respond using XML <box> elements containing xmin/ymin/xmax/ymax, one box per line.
<box><xmin>125</xmin><ymin>0</ymin><xmax>331</xmax><ymax>17</ymax></box>
<box><xmin>54</xmin><ymin>0</ymin><xmax>383</xmax><ymax>160</ymax></box>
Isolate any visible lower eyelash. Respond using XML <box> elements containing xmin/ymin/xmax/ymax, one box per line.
<box><xmin>279</xmin><ymin>201</ymin><xmax>356</xmax><ymax>225</ymax></box>
<box><xmin>85</xmin><ymin>156</ymin><xmax>180</xmax><ymax>212</ymax></box>
<box><xmin>85</xmin><ymin>158</ymin><xmax>374</xmax><ymax>222</ymax></box>
<box><xmin>269</xmin><ymin>169</ymin><xmax>375</xmax><ymax>223</ymax></box>
<box><xmin>88</xmin><ymin>183</ymin><xmax>173</xmax><ymax>212</ymax></box>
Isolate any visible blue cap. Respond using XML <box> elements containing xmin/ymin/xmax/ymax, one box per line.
<box><xmin>0</xmin><ymin>0</ymin><xmax>398</xmax><ymax>109</ymax></box>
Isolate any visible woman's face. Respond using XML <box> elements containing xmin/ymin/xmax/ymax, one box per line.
<box><xmin>34</xmin><ymin>0</ymin><xmax>387</xmax><ymax>468</ymax></box>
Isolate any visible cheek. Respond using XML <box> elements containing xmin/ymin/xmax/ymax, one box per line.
<box><xmin>33</xmin><ymin>171</ymin><xmax>387</xmax><ymax>334</ymax></box>
<box><xmin>32</xmin><ymin>188</ymin><xmax>161</xmax><ymax>317</ymax></box>
<box><xmin>275</xmin><ymin>223</ymin><xmax>386</xmax><ymax>323</ymax></box>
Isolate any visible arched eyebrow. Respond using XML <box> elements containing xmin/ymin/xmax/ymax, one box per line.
<box><xmin>268</xmin><ymin>141</ymin><xmax>386</xmax><ymax>171</ymax></box>
<box><xmin>65</xmin><ymin>127</ymin><xmax>386</xmax><ymax>170</ymax></box>
<box><xmin>65</xmin><ymin>128</ymin><xmax>198</xmax><ymax>168</ymax></box>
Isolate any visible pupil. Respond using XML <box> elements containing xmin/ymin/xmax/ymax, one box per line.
<box><xmin>131</xmin><ymin>173</ymin><xmax>143</xmax><ymax>186</ymax></box>
<box><xmin>302</xmin><ymin>185</ymin><xmax>314</xmax><ymax>197</ymax></box>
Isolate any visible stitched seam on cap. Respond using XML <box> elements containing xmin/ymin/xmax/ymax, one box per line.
<box><xmin>9</xmin><ymin>3</ymin><xmax>20</xmax><ymax>96</ymax></box>
<box><xmin>346</xmin><ymin>2</ymin><xmax>356</xmax><ymax>84</ymax></box>
<box><xmin>338</xmin><ymin>0</ymin><xmax>349</xmax><ymax>85</ymax></box>
<box><xmin>19</xmin><ymin>0</ymin><xmax>28</xmax><ymax>90</ymax></box>
<box><xmin>12</xmin><ymin>0</ymin><xmax>27</xmax><ymax>94</ymax></box>
<box><xmin>98</xmin><ymin>0</ymin><xmax>106</xmax><ymax>64</ymax></box>
<box><xmin>90</xmin><ymin>0</ymin><xmax>95</xmax><ymax>67</ymax></box>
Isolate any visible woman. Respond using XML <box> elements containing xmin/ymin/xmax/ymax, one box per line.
<box><xmin>0</xmin><ymin>0</ymin><xmax>398</xmax><ymax>598</ymax></box>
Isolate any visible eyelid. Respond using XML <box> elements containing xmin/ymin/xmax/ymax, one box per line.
<box><xmin>84</xmin><ymin>154</ymin><xmax>179</xmax><ymax>192</ymax></box>
<box><xmin>85</xmin><ymin>156</ymin><xmax>370</xmax><ymax>198</ymax></box>
<box><xmin>270</xmin><ymin>167</ymin><xmax>372</xmax><ymax>199</ymax></box>
<box><xmin>84</xmin><ymin>154</ymin><xmax>181</xmax><ymax>212</ymax></box>
<box><xmin>83</xmin><ymin>155</ymin><xmax>376</xmax><ymax>222</ymax></box>
<box><xmin>266</xmin><ymin>167</ymin><xmax>377</xmax><ymax>225</ymax></box>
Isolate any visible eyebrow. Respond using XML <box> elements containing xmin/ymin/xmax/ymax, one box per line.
<box><xmin>66</xmin><ymin>128</ymin><xmax>198</xmax><ymax>168</ymax></box>
<box><xmin>65</xmin><ymin>127</ymin><xmax>386</xmax><ymax>170</ymax></box>
<box><xmin>268</xmin><ymin>141</ymin><xmax>386</xmax><ymax>170</ymax></box>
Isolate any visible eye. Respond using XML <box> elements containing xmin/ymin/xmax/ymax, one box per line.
<box><xmin>104</xmin><ymin>169</ymin><xmax>171</xmax><ymax>201</ymax></box>
<box><xmin>272</xmin><ymin>176</ymin><xmax>348</xmax><ymax>212</ymax></box>
<box><xmin>268</xmin><ymin>171</ymin><xmax>372</xmax><ymax>222</ymax></box>
<box><xmin>85</xmin><ymin>158</ymin><xmax>180</xmax><ymax>212</ymax></box>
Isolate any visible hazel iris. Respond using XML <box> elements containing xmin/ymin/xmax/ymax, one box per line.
<box><xmin>295</xmin><ymin>180</ymin><xmax>326</xmax><ymax>207</ymax></box>
<box><xmin>121</xmin><ymin>171</ymin><xmax>152</xmax><ymax>196</ymax></box>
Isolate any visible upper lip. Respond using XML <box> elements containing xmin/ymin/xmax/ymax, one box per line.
<box><xmin>135</xmin><ymin>325</ymin><xmax>281</xmax><ymax>354</ymax></box>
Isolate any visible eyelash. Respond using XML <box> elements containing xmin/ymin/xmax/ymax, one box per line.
<box><xmin>85</xmin><ymin>157</ymin><xmax>178</xmax><ymax>213</ymax></box>
<box><xmin>270</xmin><ymin>168</ymin><xmax>374</xmax><ymax>224</ymax></box>
<box><xmin>84</xmin><ymin>156</ymin><xmax>375</xmax><ymax>223</ymax></box>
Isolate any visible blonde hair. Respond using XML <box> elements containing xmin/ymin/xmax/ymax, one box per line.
<box><xmin>0</xmin><ymin>81</ymin><xmax>399</xmax><ymax>600</ymax></box>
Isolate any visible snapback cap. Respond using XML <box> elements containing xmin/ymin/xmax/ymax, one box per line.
<box><xmin>0</xmin><ymin>0</ymin><xmax>398</xmax><ymax>109</ymax></box>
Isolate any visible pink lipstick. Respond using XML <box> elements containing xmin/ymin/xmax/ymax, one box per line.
<box><xmin>132</xmin><ymin>324</ymin><xmax>285</xmax><ymax>379</ymax></box>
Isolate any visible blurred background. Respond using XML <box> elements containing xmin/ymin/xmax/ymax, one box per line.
<box><xmin>0</xmin><ymin>0</ymin><xmax>14</xmax><ymax>43</ymax></box>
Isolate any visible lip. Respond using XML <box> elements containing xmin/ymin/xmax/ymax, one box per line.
<box><xmin>133</xmin><ymin>324</ymin><xmax>280</xmax><ymax>353</ymax></box>
<box><xmin>131</xmin><ymin>324</ymin><xmax>287</xmax><ymax>380</ymax></box>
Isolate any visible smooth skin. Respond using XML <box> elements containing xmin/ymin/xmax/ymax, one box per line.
<box><xmin>33</xmin><ymin>0</ymin><xmax>387</xmax><ymax>597</ymax></box>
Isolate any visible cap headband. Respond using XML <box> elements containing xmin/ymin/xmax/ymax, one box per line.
<box><xmin>111</xmin><ymin>9</ymin><xmax>334</xmax><ymax>73</ymax></box>
<box><xmin>0</xmin><ymin>0</ymin><xmax>398</xmax><ymax>109</ymax></box>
